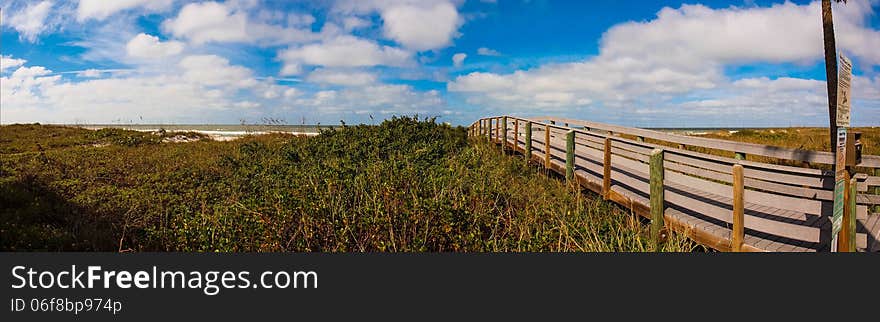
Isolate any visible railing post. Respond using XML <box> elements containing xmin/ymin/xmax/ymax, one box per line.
<box><xmin>495</xmin><ymin>117</ymin><xmax>501</xmax><ymax>145</ymax></box>
<box><xmin>873</xmin><ymin>168</ymin><xmax>880</xmax><ymax>213</ymax></box>
<box><xmin>486</xmin><ymin>119</ymin><xmax>491</xmax><ymax>142</ymax></box>
<box><xmin>848</xmin><ymin>177</ymin><xmax>857</xmax><ymax>252</ymax></box>
<box><xmin>544</xmin><ymin>124</ymin><xmax>551</xmax><ymax>169</ymax></box>
<box><xmin>650</xmin><ymin>148</ymin><xmax>665</xmax><ymax>244</ymax></box>
<box><xmin>565</xmin><ymin>130</ymin><xmax>575</xmax><ymax>183</ymax></box>
<box><xmin>735</xmin><ymin>152</ymin><xmax>746</xmax><ymax>160</ymax></box>
<box><xmin>513</xmin><ymin>119</ymin><xmax>519</xmax><ymax>152</ymax></box>
<box><xmin>525</xmin><ymin>122</ymin><xmax>532</xmax><ymax>165</ymax></box>
<box><xmin>477</xmin><ymin>119</ymin><xmax>482</xmax><ymax>137</ymax></box>
<box><xmin>732</xmin><ymin>164</ymin><xmax>744</xmax><ymax>252</ymax></box>
<box><xmin>502</xmin><ymin>116</ymin><xmax>508</xmax><ymax>150</ymax></box>
<box><xmin>603</xmin><ymin>137</ymin><xmax>612</xmax><ymax>200</ymax></box>
<box><xmin>838</xmin><ymin>171</ymin><xmax>852</xmax><ymax>252</ymax></box>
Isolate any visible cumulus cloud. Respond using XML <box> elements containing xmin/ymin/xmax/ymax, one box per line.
<box><xmin>333</xmin><ymin>0</ymin><xmax>464</xmax><ymax>51</ymax></box>
<box><xmin>126</xmin><ymin>33</ymin><xmax>185</xmax><ymax>59</ymax></box>
<box><xmin>278</xmin><ymin>35</ymin><xmax>413</xmax><ymax>74</ymax></box>
<box><xmin>77</xmin><ymin>0</ymin><xmax>174</xmax><ymax>21</ymax></box>
<box><xmin>5</xmin><ymin>1</ymin><xmax>53</xmax><ymax>42</ymax></box>
<box><xmin>448</xmin><ymin>1</ymin><xmax>880</xmax><ymax>125</ymax></box>
<box><xmin>476</xmin><ymin>47</ymin><xmax>501</xmax><ymax>56</ymax></box>
<box><xmin>0</xmin><ymin>57</ymin><xmax>279</xmax><ymax>124</ymax></box>
<box><xmin>1</xmin><ymin>55</ymin><xmax>27</xmax><ymax>72</ymax></box>
<box><xmin>452</xmin><ymin>53</ymin><xmax>467</xmax><ymax>67</ymax></box>
<box><xmin>179</xmin><ymin>55</ymin><xmax>257</xmax><ymax>89</ymax></box>
<box><xmin>162</xmin><ymin>1</ymin><xmax>323</xmax><ymax>45</ymax></box>
<box><xmin>380</xmin><ymin>2</ymin><xmax>462</xmax><ymax>51</ymax></box>
<box><xmin>288</xmin><ymin>84</ymin><xmax>445</xmax><ymax>116</ymax></box>
<box><xmin>306</xmin><ymin>68</ymin><xmax>378</xmax><ymax>86</ymax></box>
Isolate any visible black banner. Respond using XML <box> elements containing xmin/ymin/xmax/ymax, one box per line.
<box><xmin>1</xmin><ymin>253</ymin><xmax>875</xmax><ymax>321</ymax></box>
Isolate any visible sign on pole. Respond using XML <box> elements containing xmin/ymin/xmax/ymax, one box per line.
<box><xmin>836</xmin><ymin>53</ymin><xmax>852</xmax><ymax>127</ymax></box>
<box><xmin>832</xmin><ymin>127</ymin><xmax>847</xmax><ymax>240</ymax></box>
<box><xmin>831</xmin><ymin>53</ymin><xmax>852</xmax><ymax>251</ymax></box>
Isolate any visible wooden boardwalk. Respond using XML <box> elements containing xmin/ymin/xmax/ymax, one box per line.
<box><xmin>470</xmin><ymin>116</ymin><xmax>880</xmax><ymax>252</ymax></box>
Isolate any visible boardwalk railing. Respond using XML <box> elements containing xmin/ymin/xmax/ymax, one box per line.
<box><xmin>470</xmin><ymin>116</ymin><xmax>880</xmax><ymax>252</ymax></box>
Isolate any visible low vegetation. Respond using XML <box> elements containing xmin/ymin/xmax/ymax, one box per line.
<box><xmin>0</xmin><ymin>118</ymin><xmax>695</xmax><ymax>252</ymax></box>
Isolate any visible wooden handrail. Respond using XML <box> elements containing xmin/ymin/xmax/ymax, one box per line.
<box><xmin>530</xmin><ymin>115</ymin><xmax>880</xmax><ymax>168</ymax></box>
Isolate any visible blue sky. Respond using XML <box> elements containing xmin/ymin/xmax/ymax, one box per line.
<box><xmin>1</xmin><ymin>0</ymin><xmax>879</xmax><ymax>127</ymax></box>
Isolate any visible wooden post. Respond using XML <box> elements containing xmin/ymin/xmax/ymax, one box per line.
<box><xmin>732</xmin><ymin>164</ymin><xmax>745</xmax><ymax>252</ymax></box>
<box><xmin>873</xmin><ymin>168</ymin><xmax>880</xmax><ymax>213</ymax></box>
<box><xmin>496</xmin><ymin>117</ymin><xmax>501</xmax><ymax>145</ymax></box>
<box><xmin>847</xmin><ymin>177</ymin><xmax>857</xmax><ymax>252</ymax></box>
<box><xmin>837</xmin><ymin>171</ymin><xmax>851</xmax><ymax>252</ymax></box>
<box><xmin>650</xmin><ymin>148</ymin><xmax>665</xmax><ymax>244</ymax></box>
<box><xmin>486</xmin><ymin>119</ymin><xmax>491</xmax><ymax>142</ymax></box>
<box><xmin>513</xmin><ymin>119</ymin><xmax>519</xmax><ymax>151</ymax></box>
<box><xmin>524</xmin><ymin>122</ymin><xmax>532</xmax><ymax>164</ymax></box>
<box><xmin>477</xmin><ymin>119</ymin><xmax>482</xmax><ymax>137</ymax></box>
<box><xmin>502</xmin><ymin>116</ymin><xmax>508</xmax><ymax>150</ymax></box>
<box><xmin>565</xmin><ymin>130</ymin><xmax>575</xmax><ymax>183</ymax></box>
<box><xmin>735</xmin><ymin>152</ymin><xmax>746</xmax><ymax>160</ymax></box>
<box><xmin>544</xmin><ymin>124</ymin><xmax>551</xmax><ymax>169</ymax></box>
<box><xmin>602</xmin><ymin>137</ymin><xmax>612</xmax><ymax>200</ymax></box>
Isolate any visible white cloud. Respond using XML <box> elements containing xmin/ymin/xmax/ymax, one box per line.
<box><xmin>306</xmin><ymin>68</ymin><xmax>378</xmax><ymax>86</ymax></box>
<box><xmin>162</xmin><ymin>1</ymin><xmax>323</xmax><ymax>45</ymax></box>
<box><xmin>77</xmin><ymin>69</ymin><xmax>103</xmax><ymax>78</ymax></box>
<box><xmin>342</xmin><ymin>16</ymin><xmax>370</xmax><ymax>31</ymax></box>
<box><xmin>126</xmin><ymin>33</ymin><xmax>185</xmax><ymax>59</ymax></box>
<box><xmin>179</xmin><ymin>55</ymin><xmax>256</xmax><ymax>89</ymax></box>
<box><xmin>287</xmin><ymin>13</ymin><xmax>316</xmax><ymax>27</ymax></box>
<box><xmin>6</xmin><ymin>1</ymin><xmax>53</xmax><ymax>42</ymax></box>
<box><xmin>452</xmin><ymin>53</ymin><xmax>467</xmax><ymax>67</ymax></box>
<box><xmin>1</xmin><ymin>55</ymin><xmax>27</xmax><ymax>72</ymax></box>
<box><xmin>279</xmin><ymin>35</ymin><xmax>412</xmax><ymax>72</ymax></box>
<box><xmin>380</xmin><ymin>2</ymin><xmax>462</xmax><ymax>50</ymax></box>
<box><xmin>0</xmin><ymin>58</ymin><xmax>278</xmax><ymax>124</ymax></box>
<box><xmin>476</xmin><ymin>47</ymin><xmax>501</xmax><ymax>56</ymax></box>
<box><xmin>333</xmin><ymin>0</ymin><xmax>464</xmax><ymax>51</ymax></box>
<box><xmin>448</xmin><ymin>1</ymin><xmax>880</xmax><ymax>124</ymax></box>
<box><xmin>289</xmin><ymin>84</ymin><xmax>445</xmax><ymax>115</ymax></box>
<box><xmin>77</xmin><ymin>0</ymin><xmax>174</xmax><ymax>21</ymax></box>
<box><xmin>162</xmin><ymin>2</ymin><xmax>249</xmax><ymax>44</ymax></box>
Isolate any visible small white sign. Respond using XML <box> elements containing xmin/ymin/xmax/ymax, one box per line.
<box><xmin>836</xmin><ymin>53</ymin><xmax>852</xmax><ymax>127</ymax></box>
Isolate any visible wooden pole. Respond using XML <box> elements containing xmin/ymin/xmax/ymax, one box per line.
<box><xmin>848</xmin><ymin>176</ymin><xmax>857</xmax><ymax>252</ymax></box>
<box><xmin>874</xmin><ymin>168</ymin><xmax>880</xmax><ymax>213</ymax></box>
<box><xmin>650</xmin><ymin>148</ymin><xmax>665</xmax><ymax>244</ymax></box>
<box><xmin>513</xmin><ymin>119</ymin><xmax>519</xmax><ymax>151</ymax></box>
<box><xmin>837</xmin><ymin>171</ymin><xmax>851</xmax><ymax>251</ymax></box>
<box><xmin>544</xmin><ymin>124</ymin><xmax>551</xmax><ymax>169</ymax></box>
<box><xmin>525</xmin><ymin>122</ymin><xmax>532</xmax><ymax>165</ymax></box>
<box><xmin>496</xmin><ymin>117</ymin><xmax>501</xmax><ymax>145</ymax></box>
<box><xmin>565</xmin><ymin>130</ymin><xmax>575</xmax><ymax>183</ymax></box>
<box><xmin>486</xmin><ymin>119</ymin><xmax>491</xmax><ymax>142</ymax></box>
<box><xmin>603</xmin><ymin>137</ymin><xmax>612</xmax><ymax>200</ymax></box>
<box><xmin>477</xmin><ymin>119</ymin><xmax>482</xmax><ymax>137</ymax></box>
<box><xmin>502</xmin><ymin>116</ymin><xmax>508</xmax><ymax>150</ymax></box>
<box><xmin>732</xmin><ymin>164</ymin><xmax>745</xmax><ymax>252</ymax></box>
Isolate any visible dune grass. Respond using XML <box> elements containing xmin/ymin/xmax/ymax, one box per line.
<box><xmin>0</xmin><ymin>117</ymin><xmax>696</xmax><ymax>252</ymax></box>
